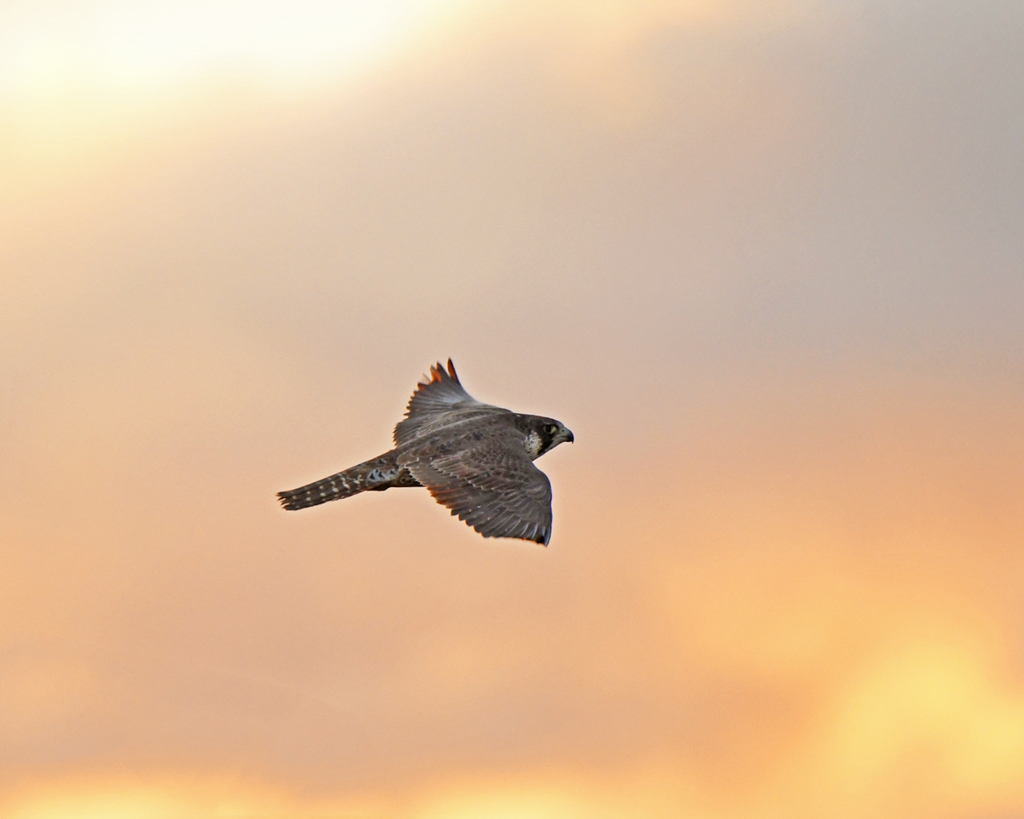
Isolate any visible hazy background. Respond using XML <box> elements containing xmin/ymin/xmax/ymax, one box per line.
<box><xmin>2</xmin><ymin>1</ymin><xmax>1023</xmax><ymax>816</ymax></box>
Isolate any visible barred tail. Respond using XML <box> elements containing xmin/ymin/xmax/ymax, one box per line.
<box><xmin>277</xmin><ymin>450</ymin><xmax>415</xmax><ymax>511</ymax></box>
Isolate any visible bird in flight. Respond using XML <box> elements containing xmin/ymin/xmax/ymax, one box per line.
<box><xmin>277</xmin><ymin>359</ymin><xmax>574</xmax><ymax>545</ymax></box>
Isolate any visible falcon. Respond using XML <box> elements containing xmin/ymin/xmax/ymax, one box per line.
<box><xmin>277</xmin><ymin>359</ymin><xmax>574</xmax><ymax>545</ymax></box>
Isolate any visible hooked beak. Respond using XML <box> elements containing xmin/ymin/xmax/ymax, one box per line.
<box><xmin>566</xmin><ymin>429</ymin><xmax>574</xmax><ymax>444</ymax></box>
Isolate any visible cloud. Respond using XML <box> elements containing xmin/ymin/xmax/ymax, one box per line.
<box><xmin>1</xmin><ymin>1</ymin><xmax>1023</xmax><ymax>816</ymax></box>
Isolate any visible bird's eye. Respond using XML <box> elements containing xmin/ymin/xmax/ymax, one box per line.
<box><xmin>543</xmin><ymin>424</ymin><xmax>559</xmax><ymax>435</ymax></box>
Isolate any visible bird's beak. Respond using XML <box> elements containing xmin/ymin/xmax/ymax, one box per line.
<box><xmin>566</xmin><ymin>429</ymin><xmax>575</xmax><ymax>444</ymax></box>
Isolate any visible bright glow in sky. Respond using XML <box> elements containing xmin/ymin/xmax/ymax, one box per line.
<box><xmin>0</xmin><ymin>0</ymin><xmax>479</xmax><ymax>187</ymax></box>
<box><xmin>0</xmin><ymin>0</ymin><xmax>462</xmax><ymax>97</ymax></box>
<box><xmin>0</xmin><ymin>0</ymin><xmax>768</xmax><ymax>192</ymax></box>
<box><xmin>0</xmin><ymin>0</ymin><xmax>788</xmax><ymax>119</ymax></box>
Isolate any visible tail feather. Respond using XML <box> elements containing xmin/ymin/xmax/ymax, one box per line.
<box><xmin>277</xmin><ymin>450</ymin><xmax>418</xmax><ymax>511</ymax></box>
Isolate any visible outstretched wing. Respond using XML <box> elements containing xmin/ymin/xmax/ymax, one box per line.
<box><xmin>393</xmin><ymin>359</ymin><xmax>489</xmax><ymax>446</ymax></box>
<box><xmin>399</xmin><ymin>425</ymin><xmax>554</xmax><ymax>546</ymax></box>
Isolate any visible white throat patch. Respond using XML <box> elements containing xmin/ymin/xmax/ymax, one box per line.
<box><xmin>524</xmin><ymin>430</ymin><xmax>544</xmax><ymax>459</ymax></box>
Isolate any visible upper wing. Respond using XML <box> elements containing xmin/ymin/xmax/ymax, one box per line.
<box><xmin>398</xmin><ymin>425</ymin><xmax>554</xmax><ymax>546</ymax></box>
<box><xmin>393</xmin><ymin>359</ymin><xmax>489</xmax><ymax>446</ymax></box>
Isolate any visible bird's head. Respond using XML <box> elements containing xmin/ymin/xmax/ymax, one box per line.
<box><xmin>523</xmin><ymin>415</ymin><xmax>574</xmax><ymax>458</ymax></box>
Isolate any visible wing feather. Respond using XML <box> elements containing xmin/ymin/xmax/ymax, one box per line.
<box><xmin>398</xmin><ymin>423</ymin><xmax>554</xmax><ymax>545</ymax></box>
<box><xmin>393</xmin><ymin>359</ymin><xmax>490</xmax><ymax>446</ymax></box>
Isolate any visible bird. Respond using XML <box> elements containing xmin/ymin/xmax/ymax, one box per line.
<box><xmin>277</xmin><ymin>359</ymin><xmax>574</xmax><ymax>545</ymax></box>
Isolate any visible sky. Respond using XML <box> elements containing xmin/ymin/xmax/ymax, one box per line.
<box><xmin>1</xmin><ymin>1</ymin><xmax>1023</xmax><ymax>817</ymax></box>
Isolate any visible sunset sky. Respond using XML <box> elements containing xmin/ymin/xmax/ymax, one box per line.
<box><xmin>2</xmin><ymin>1</ymin><xmax>1023</xmax><ymax>817</ymax></box>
